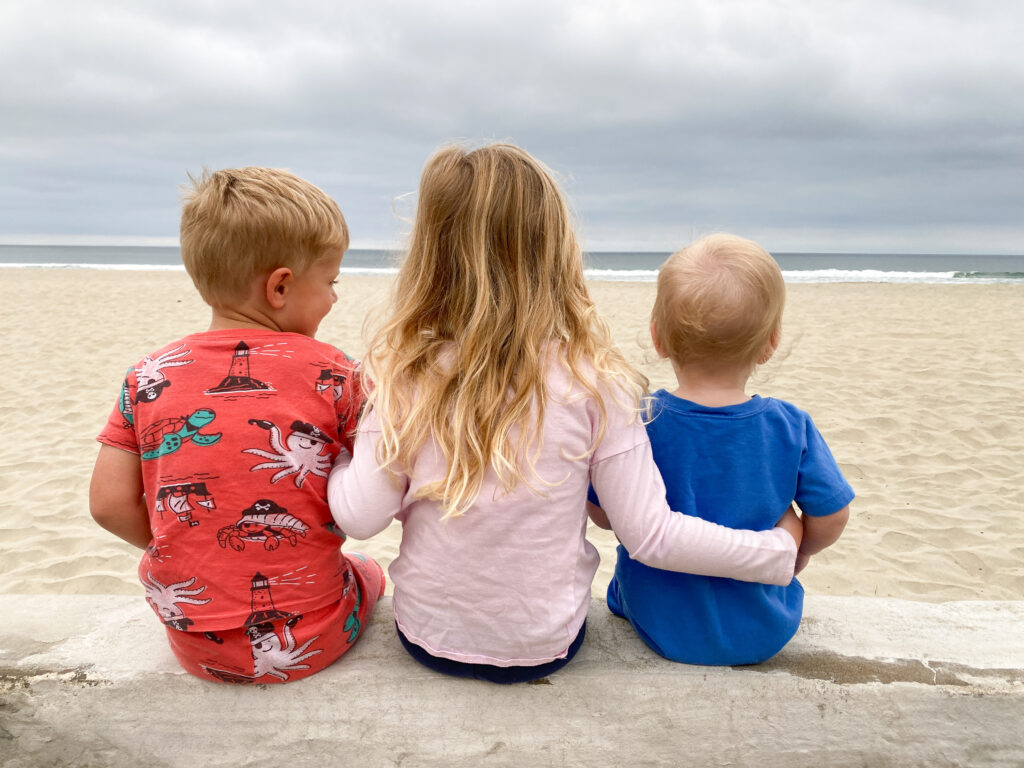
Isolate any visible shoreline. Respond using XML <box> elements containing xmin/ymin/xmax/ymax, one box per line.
<box><xmin>0</xmin><ymin>269</ymin><xmax>1021</xmax><ymax>602</ymax></box>
<box><xmin>3</xmin><ymin>261</ymin><xmax>1024</xmax><ymax>285</ymax></box>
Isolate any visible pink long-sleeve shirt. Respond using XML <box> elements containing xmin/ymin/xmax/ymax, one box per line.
<box><xmin>328</xmin><ymin>360</ymin><xmax>797</xmax><ymax>667</ymax></box>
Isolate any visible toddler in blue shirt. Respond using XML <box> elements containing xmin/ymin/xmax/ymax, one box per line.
<box><xmin>592</xmin><ymin>233</ymin><xmax>853</xmax><ymax>665</ymax></box>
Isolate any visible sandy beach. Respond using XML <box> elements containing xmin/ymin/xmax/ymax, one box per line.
<box><xmin>1</xmin><ymin>268</ymin><xmax>1021</xmax><ymax>603</ymax></box>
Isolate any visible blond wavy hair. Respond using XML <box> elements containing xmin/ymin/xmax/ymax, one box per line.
<box><xmin>653</xmin><ymin>233</ymin><xmax>785</xmax><ymax>369</ymax></box>
<box><xmin>180</xmin><ymin>167</ymin><xmax>348</xmax><ymax>305</ymax></box>
<box><xmin>365</xmin><ymin>143</ymin><xmax>646</xmax><ymax>519</ymax></box>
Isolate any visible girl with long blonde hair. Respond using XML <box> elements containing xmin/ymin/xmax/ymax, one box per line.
<box><xmin>328</xmin><ymin>143</ymin><xmax>800</xmax><ymax>682</ymax></box>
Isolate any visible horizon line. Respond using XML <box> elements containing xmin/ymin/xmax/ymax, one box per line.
<box><xmin>0</xmin><ymin>236</ymin><xmax>1021</xmax><ymax>258</ymax></box>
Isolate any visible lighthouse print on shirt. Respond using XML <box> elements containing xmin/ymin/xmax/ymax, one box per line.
<box><xmin>206</xmin><ymin>341</ymin><xmax>274</xmax><ymax>395</ymax></box>
<box><xmin>200</xmin><ymin>572</ymin><xmax>324</xmax><ymax>683</ymax></box>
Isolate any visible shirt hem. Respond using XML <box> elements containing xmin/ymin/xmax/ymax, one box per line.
<box><xmin>148</xmin><ymin>589</ymin><xmax>349</xmax><ymax>634</ymax></box>
<box><xmin>393</xmin><ymin>614</ymin><xmax>573</xmax><ymax>668</ymax></box>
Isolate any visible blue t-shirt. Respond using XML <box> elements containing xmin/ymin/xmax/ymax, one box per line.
<box><xmin>605</xmin><ymin>390</ymin><xmax>854</xmax><ymax>665</ymax></box>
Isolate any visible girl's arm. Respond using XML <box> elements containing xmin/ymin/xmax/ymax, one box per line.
<box><xmin>327</xmin><ymin>411</ymin><xmax>407</xmax><ymax>539</ymax></box>
<box><xmin>591</xmin><ymin>441</ymin><xmax>799</xmax><ymax>586</ymax></box>
<box><xmin>89</xmin><ymin>444</ymin><xmax>152</xmax><ymax>550</ymax></box>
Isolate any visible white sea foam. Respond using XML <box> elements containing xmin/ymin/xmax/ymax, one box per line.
<box><xmin>3</xmin><ymin>261</ymin><xmax>1021</xmax><ymax>284</ymax></box>
<box><xmin>584</xmin><ymin>268</ymin><xmax>1021</xmax><ymax>284</ymax></box>
<box><xmin>782</xmin><ymin>269</ymin><xmax>960</xmax><ymax>284</ymax></box>
<box><xmin>0</xmin><ymin>262</ymin><xmax>186</xmax><ymax>271</ymax></box>
<box><xmin>0</xmin><ymin>262</ymin><xmax>401</xmax><ymax>276</ymax></box>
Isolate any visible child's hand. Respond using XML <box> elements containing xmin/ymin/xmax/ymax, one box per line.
<box><xmin>332</xmin><ymin>447</ymin><xmax>353</xmax><ymax>470</ymax></box>
<box><xmin>774</xmin><ymin>505</ymin><xmax>803</xmax><ymax>551</ymax></box>
<box><xmin>794</xmin><ymin>549</ymin><xmax>811</xmax><ymax>575</ymax></box>
<box><xmin>586</xmin><ymin>500</ymin><xmax>612</xmax><ymax>530</ymax></box>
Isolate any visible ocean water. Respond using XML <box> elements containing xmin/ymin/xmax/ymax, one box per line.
<box><xmin>2</xmin><ymin>244</ymin><xmax>1023</xmax><ymax>284</ymax></box>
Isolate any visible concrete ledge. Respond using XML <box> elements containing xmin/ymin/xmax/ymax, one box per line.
<box><xmin>2</xmin><ymin>595</ymin><xmax>1023</xmax><ymax>768</ymax></box>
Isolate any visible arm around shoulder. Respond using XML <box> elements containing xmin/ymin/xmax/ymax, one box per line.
<box><xmin>591</xmin><ymin>442</ymin><xmax>798</xmax><ymax>586</ymax></box>
<box><xmin>89</xmin><ymin>443</ymin><xmax>152</xmax><ymax>550</ymax></box>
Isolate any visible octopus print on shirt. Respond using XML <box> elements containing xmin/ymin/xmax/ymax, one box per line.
<box><xmin>134</xmin><ymin>343</ymin><xmax>194</xmax><ymax>403</ymax></box>
<box><xmin>243</xmin><ymin>419</ymin><xmax>334</xmax><ymax>488</ymax></box>
<box><xmin>98</xmin><ymin>329</ymin><xmax>381</xmax><ymax>683</ymax></box>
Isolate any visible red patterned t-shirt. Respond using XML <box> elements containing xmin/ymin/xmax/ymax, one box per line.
<box><xmin>97</xmin><ymin>329</ymin><xmax>364</xmax><ymax>632</ymax></box>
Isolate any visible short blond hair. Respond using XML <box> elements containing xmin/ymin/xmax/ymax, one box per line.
<box><xmin>653</xmin><ymin>234</ymin><xmax>785</xmax><ymax>369</ymax></box>
<box><xmin>179</xmin><ymin>167</ymin><xmax>348</xmax><ymax>305</ymax></box>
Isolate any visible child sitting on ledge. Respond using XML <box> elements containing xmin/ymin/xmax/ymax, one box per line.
<box><xmin>90</xmin><ymin>167</ymin><xmax>384</xmax><ymax>684</ymax></box>
<box><xmin>593</xmin><ymin>233</ymin><xmax>852</xmax><ymax>665</ymax></box>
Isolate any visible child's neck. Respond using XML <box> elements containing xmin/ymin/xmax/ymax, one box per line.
<box><xmin>207</xmin><ymin>305</ymin><xmax>286</xmax><ymax>333</ymax></box>
<box><xmin>669</xmin><ymin>362</ymin><xmax>753</xmax><ymax>407</ymax></box>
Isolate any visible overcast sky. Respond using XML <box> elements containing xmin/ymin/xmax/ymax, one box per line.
<box><xmin>2</xmin><ymin>1</ymin><xmax>1022</xmax><ymax>253</ymax></box>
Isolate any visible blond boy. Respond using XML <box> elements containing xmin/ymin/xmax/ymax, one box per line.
<box><xmin>90</xmin><ymin>168</ymin><xmax>383</xmax><ymax>683</ymax></box>
<box><xmin>599</xmin><ymin>233</ymin><xmax>851</xmax><ymax>665</ymax></box>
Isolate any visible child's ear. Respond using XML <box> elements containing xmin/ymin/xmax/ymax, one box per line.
<box><xmin>758</xmin><ymin>326</ymin><xmax>781</xmax><ymax>365</ymax></box>
<box><xmin>265</xmin><ymin>267</ymin><xmax>293</xmax><ymax>310</ymax></box>
<box><xmin>650</xmin><ymin>321</ymin><xmax>667</xmax><ymax>358</ymax></box>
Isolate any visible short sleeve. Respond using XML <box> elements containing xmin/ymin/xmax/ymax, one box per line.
<box><xmin>333</xmin><ymin>360</ymin><xmax>366</xmax><ymax>455</ymax></box>
<box><xmin>96</xmin><ymin>367</ymin><xmax>141</xmax><ymax>454</ymax></box>
<box><xmin>795</xmin><ymin>417</ymin><xmax>855</xmax><ymax>517</ymax></box>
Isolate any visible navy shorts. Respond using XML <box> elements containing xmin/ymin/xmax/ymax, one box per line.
<box><xmin>396</xmin><ymin>621</ymin><xmax>586</xmax><ymax>684</ymax></box>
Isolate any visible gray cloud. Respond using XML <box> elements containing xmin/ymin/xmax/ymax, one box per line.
<box><xmin>1</xmin><ymin>0</ymin><xmax>1022</xmax><ymax>252</ymax></box>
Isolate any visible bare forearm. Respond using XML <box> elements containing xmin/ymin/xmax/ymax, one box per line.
<box><xmin>89</xmin><ymin>444</ymin><xmax>152</xmax><ymax>550</ymax></box>
<box><xmin>799</xmin><ymin>506</ymin><xmax>850</xmax><ymax>556</ymax></box>
<box><xmin>92</xmin><ymin>497</ymin><xmax>153</xmax><ymax>550</ymax></box>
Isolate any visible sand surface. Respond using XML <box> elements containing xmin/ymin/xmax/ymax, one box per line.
<box><xmin>1</xmin><ymin>269</ymin><xmax>1021</xmax><ymax>602</ymax></box>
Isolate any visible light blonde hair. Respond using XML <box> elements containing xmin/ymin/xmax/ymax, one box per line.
<box><xmin>653</xmin><ymin>234</ymin><xmax>785</xmax><ymax>369</ymax></box>
<box><xmin>179</xmin><ymin>167</ymin><xmax>348</xmax><ymax>305</ymax></box>
<box><xmin>365</xmin><ymin>143</ymin><xmax>646</xmax><ymax>519</ymax></box>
